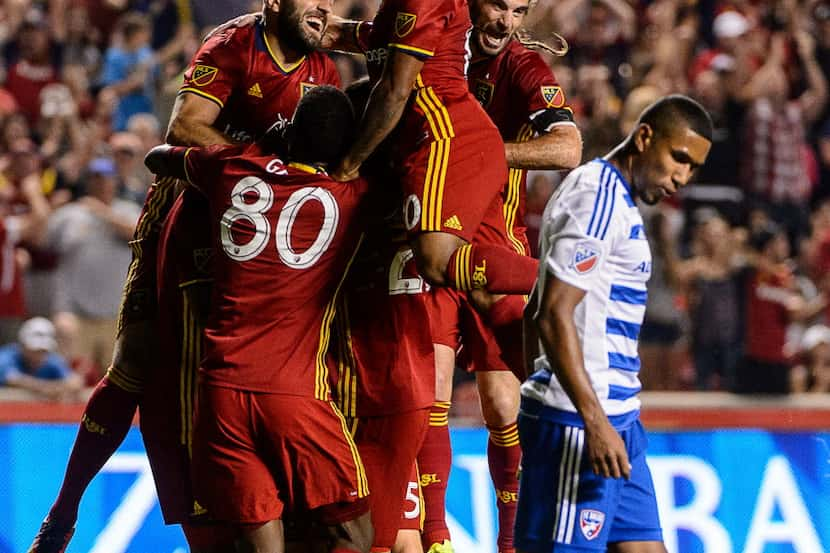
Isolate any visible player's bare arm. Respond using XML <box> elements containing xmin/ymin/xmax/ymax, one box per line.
<box><xmin>322</xmin><ymin>15</ymin><xmax>364</xmax><ymax>52</ymax></box>
<box><xmin>534</xmin><ymin>274</ymin><xmax>631</xmax><ymax>480</ymax></box>
<box><xmin>333</xmin><ymin>50</ymin><xmax>425</xmax><ymax>181</ymax></box>
<box><xmin>505</xmin><ymin>123</ymin><xmax>582</xmax><ymax>170</ymax></box>
<box><xmin>166</xmin><ymin>93</ymin><xmax>234</xmax><ymax>147</ymax></box>
<box><xmin>522</xmin><ymin>286</ymin><xmax>540</xmax><ymax>381</ymax></box>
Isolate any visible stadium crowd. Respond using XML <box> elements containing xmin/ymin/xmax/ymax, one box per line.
<box><xmin>0</xmin><ymin>1</ymin><xmax>826</xmax><ymax>553</ymax></box>
<box><xmin>1</xmin><ymin>0</ymin><xmax>829</xmax><ymax>405</ymax></box>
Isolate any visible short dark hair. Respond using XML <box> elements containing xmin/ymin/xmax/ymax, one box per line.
<box><xmin>289</xmin><ymin>85</ymin><xmax>356</xmax><ymax>167</ymax></box>
<box><xmin>637</xmin><ymin>94</ymin><xmax>714</xmax><ymax>142</ymax></box>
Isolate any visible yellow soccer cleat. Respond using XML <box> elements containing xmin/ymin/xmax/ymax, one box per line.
<box><xmin>427</xmin><ymin>540</ymin><xmax>454</xmax><ymax>553</ymax></box>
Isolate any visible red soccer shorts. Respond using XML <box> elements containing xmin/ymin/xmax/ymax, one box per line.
<box><xmin>192</xmin><ymin>386</ymin><xmax>369</xmax><ymax>525</ymax></box>
<box><xmin>399</xmin><ymin>97</ymin><xmax>508</xmax><ymax>242</ymax></box>
<box><xmin>353</xmin><ymin>407</ymin><xmax>430</xmax><ymax>548</ymax></box>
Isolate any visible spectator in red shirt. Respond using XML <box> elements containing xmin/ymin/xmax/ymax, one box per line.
<box><xmin>737</xmin><ymin>224</ymin><xmax>826</xmax><ymax>394</ymax></box>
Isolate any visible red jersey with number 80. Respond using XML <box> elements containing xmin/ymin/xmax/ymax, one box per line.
<box><xmin>182</xmin><ymin>143</ymin><xmax>368</xmax><ymax>398</ymax></box>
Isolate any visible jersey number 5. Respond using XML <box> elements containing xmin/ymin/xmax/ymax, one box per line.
<box><xmin>220</xmin><ymin>176</ymin><xmax>339</xmax><ymax>269</ymax></box>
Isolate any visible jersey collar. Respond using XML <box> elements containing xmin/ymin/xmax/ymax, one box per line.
<box><xmin>257</xmin><ymin>20</ymin><xmax>307</xmax><ymax>74</ymax></box>
<box><xmin>288</xmin><ymin>161</ymin><xmax>327</xmax><ymax>175</ymax></box>
<box><xmin>594</xmin><ymin>157</ymin><xmax>632</xmax><ymax>195</ymax></box>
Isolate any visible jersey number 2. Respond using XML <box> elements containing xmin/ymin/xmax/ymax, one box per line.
<box><xmin>220</xmin><ymin>176</ymin><xmax>339</xmax><ymax>269</ymax></box>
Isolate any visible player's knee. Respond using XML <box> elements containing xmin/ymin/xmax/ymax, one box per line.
<box><xmin>411</xmin><ymin>233</ymin><xmax>464</xmax><ymax>287</ymax></box>
<box><xmin>478</xmin><ymin>373</ymin><xmax>520</xmax><ymax>425</ymax></box>
<box><xmin>418</xmin><ymin>259</ymin><xmax>449</xmax><ymax>287</ymax></box>
<box><xmin>337</xmin><ymin>512</ymin><xmax>374</xmax><ymax>553</ymax></box>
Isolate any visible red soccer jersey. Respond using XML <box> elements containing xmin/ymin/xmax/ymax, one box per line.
<box><xmin>359</xmin><ymin>0</ymin><xmax>470</xmax><ymax>102</ymax></box>
<box><xmin>467</xmin><ymin>40</ymin><xmax>575</xmax><ymax>255</ymax></box>
<box><xmin>333</xmin><ymin>229</ymin><xmax>435</xmax><ymax>418</ymax></box>
<box><xmin>180</xmin><ymin>14</ymin><xmax>340</xmax><ymax>142</ymax></box>
<box><xmin>182</xmin><ymin>143</ymin><xmax>368</xmax><ymax>398</ymax></box>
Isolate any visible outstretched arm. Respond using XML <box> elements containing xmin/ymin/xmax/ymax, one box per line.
<box><xmin>332</xmin><ymin>50</ymin><xmax>424</xmax><ymax>181</ymax></box>
<box><xmin>505</xmin><ymin>124</ymin><xmax>582</xmax><ymax>170</ymax></box>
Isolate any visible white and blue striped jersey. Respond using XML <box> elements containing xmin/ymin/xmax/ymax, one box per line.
<box><xmin>522</xmin><ymin>158</ymin><xmax>651</xmax><ymax>427</ymax></box>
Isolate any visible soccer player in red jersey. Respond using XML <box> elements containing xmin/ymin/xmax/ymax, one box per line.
<box><xmin>145</xmin><ymin>85</ymin><xmax>373</xmax><ymax>553</ymax></box>
<box><xmin>330</xmin><ymin>0</ymin><xmax>539</xmax><ymax>306</ymax></box>
<box><xmin>328</xmin><ymin>80</ymin><xmax>435</xmax><ymax>553</ymax></box>
<box><xmin>29</xmin><ymin>3</ymin><xmax>340</xmax><ymax>552</ymax></box>
<box><xmin>418</xmin><ymin>1</ymin><xmax>582</xmax><ymax>552</ymax></box>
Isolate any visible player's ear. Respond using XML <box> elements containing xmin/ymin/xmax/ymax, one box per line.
<box><xmin>633</xmin><ymin>123</ymin><xmax>653</xmax><ymax>153</ymax></box>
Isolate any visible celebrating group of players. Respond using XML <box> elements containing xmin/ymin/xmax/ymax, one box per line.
<box><xmin>26</xmin><ymin>0</ymin><xmax>713</xmax><ymax>551</ymax></box>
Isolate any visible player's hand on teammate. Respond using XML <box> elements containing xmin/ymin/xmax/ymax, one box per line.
<box><xmin>584</xmin><ymin>418</ymin><xmax>631</xmax><ymax>480</ymax></box>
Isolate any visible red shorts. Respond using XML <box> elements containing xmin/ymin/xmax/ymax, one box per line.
<box><xmin>192</xmin><ymin>386</ymin><xmax>369</xmax><ymax>524</ymax></box>
<box><xmin>116</xmin><ymin>178</ymin><xmax>179</xmax><ymax>333</ymax></box>
<box><xmin>399</xmin><ymin>97</ymin><xmax>508</xmax><ymax>242</ymax></box>
<box><xmin>353</xmin><ymin>408</ymin><xmax>430</xmax><ymax>548</ymax></box>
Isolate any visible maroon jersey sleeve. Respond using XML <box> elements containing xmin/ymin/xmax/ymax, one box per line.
<box><xmin>179</xmin><ymin>29</ymin><xmax>246</xmax><ymax>109</ymax></box>
<box><xmin>183</xmin><ymin>143</ymin><xmax>247</xmax><ymax>193</ymax></box>
<box><xmin>386</xmin><ymin>0</ymin><xmax>449</xmax><ymax>59</ymax></box>
<box><xmin>512</xmin><ymin>49</ymin><xmax>575</xmax><ymax>132</ymax></box>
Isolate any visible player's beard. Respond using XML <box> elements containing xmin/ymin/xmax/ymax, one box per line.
<box><xmin>277</xmin><ymin>2</ymin><xmax>323</xmax><ymax>54</ymax></box>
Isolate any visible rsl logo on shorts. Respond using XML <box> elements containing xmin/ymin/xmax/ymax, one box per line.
<box><xmin>571</xmin><ymin>241</ymin><xmax>600</xmax><ymax>274</ymax></box>
<box><xmin>190</xmin><ymin>65</ymin><xmax>218</xmax><ymax>87</ymax></box>
<box><xmin>395</xmin><ymin>12</ymin><xmax>417</xmax><ymax>37</ymax></box>
<box><xmin>579</xmin><ymin>509</ymin><xmax>605</xmax><ymax>540</ymax></box>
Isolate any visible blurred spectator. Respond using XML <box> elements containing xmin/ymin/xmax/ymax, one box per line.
<box><xmin>736</xmin><ymin>224</ymin><xmax>826</xmax><ymax>394</ymax></box>
<box><xmin>0</xmin><ymin>175</ymin><xmax>49</xmax><ymax>344</ymax></box>
<box><xmin>741</xmin><ymin>29</ymin><xmax>828</xmax><ymax>246</ymax></box>
<box><xmin>2</xmin><ymin>9</ymin><xmax>63</xmax><ymax>126</ymax></box>
<box><xmin>790</xmin><ymin>324</ymin><xmax>830</xmax><ymax>392</ymax></box>
<box><xmin>639</xmin><ymin>205</ymin><xmax>688</xmax><ymax>390</ymax></box>
<box><xmin>660</xmin><ymin>209</ymin><xmax>747</xmax><ymax>390</ymax></box>
<box><xmin>99</xmin><ymin>12</ymin><xmax>157</xmax><ymax>131</ymax></box>
<box><xmin>109</xmin><ymin>131</ymin><xmax>150</xmax><ymax>205</ymax></box>
<box><xmin>47</xmin><ymin>157</ymin><xmax>139</xmax><ymax>376</ymax></box>
<box><xmin>0</xmin><ymin>316</ymin><xmax>82</xmax><ymax>400</ymax></box>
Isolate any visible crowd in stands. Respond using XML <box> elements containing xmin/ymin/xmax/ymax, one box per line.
<box><xmin>1</xmin><ymin>0</ymin><xmax>829</xmax><ymax>403</ymax></box>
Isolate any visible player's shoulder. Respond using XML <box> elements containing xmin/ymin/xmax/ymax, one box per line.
<box><xmin>198</xmin><ymin>16</ymin><xmax>259</xmax><ymax>60</ymax></box>
<box><xmin>554</xmin><ymin>159</ymin><xmax>632</xmax><ymax>218</ymax></box>
<box><xmin>504</xmin><ymin>40</ymin><xmax>552</xmax><ymax>74</ymax></box>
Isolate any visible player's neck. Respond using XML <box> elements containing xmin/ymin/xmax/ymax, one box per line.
<box><xmin>605</xmin><ymin>143</ymin><xmax>635</xmax><ymax>187</ymax></box>
<box><xmin>264</xmin><ymin>29</ymin><xmax>305</xmax><ymax>67</ymax></box>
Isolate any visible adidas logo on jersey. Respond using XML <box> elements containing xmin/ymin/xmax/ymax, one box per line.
<box><xmin>247</xmin><ymin>83</ymin><xmax>263</xmax><ymax>98</ymax></box>
<box><xmin>443</xmin><ymin>215</ymin><xmax>463</xmax><ymax>230</ymax></box>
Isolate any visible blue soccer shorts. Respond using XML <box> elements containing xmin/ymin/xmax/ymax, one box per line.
<box><xmin>515</xmin><ymin>412</ymin><xmax>663</xmax><ymax>552</ymax></box>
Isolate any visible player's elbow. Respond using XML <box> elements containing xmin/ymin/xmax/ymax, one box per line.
<box><xmin>555</xmin><ymin>127</ymin><xmax>583</xmax><ymax>170</ymax></box>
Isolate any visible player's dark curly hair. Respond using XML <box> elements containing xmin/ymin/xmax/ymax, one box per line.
<box><xmin>289</xmin><ymin>85</ymin><xmax>356</xmax><ymax>168</ymax></box>
<box><xmin>637</xmin><ymin>94</ymin><xmax>714</xmax><ymax>142</ymax></box>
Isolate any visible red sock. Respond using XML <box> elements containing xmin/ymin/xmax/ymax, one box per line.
<box><xmin>488</xmin><ymin>422</ymin><xmax>521</xmax><ymax>553</ymax></box>
<box><xmin>487</xmin><ymin>295</ymin><xmax>526</xmax><ymax>330</ymax></box>
<box><xmin>446</xmin><ymin>244</ymin><xmax>538</xmax><ymax>294</ymax></box>
<box><xmin>48</xmin><ymin>375</ymin><xmax>140</xmax><ymax>525</ymax></box>
<box><xmin>417</xmin><ymin>401</ymin><xmax>453</xmax><ymax>549</ymax></box>
<box><xmin>332</xmin><ymin>548</ymin><xmax>363</xmax><ymax>553</ymax></box>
